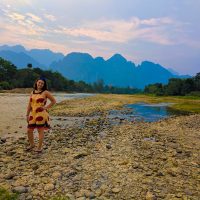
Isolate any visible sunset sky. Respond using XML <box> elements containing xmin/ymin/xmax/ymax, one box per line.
<box><xmin>0</xmin><ymin>0</ymin><xmax>199</xmax><ymax>75</ymax></box>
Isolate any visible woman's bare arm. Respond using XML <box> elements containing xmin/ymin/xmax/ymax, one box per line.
<box><xmin>26</xmin><ymin>93</ymin><xmax>32</xmax><ymax>116</ymax></box>
<box><xmin>44</xmin><ymin>91</ymin><xmax>56</xmax><ymax>110</ymax></box>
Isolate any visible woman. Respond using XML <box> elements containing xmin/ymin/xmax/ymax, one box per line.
<box><xmin>26</xmin><ymin>77</ymin><xmax>56</xmax><ymax>153</ymax></box>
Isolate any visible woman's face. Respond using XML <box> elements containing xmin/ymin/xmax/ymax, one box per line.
<box><xmin>37</xmin><ymin>80</ymin><xmax>45</xmax><ymax>90</ymax></box>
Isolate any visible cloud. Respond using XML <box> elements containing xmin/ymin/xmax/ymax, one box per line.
<box><xmin>0</xmin><ymin>10</ymin><xmax>46</xmax><ymax>37</ymax></box>
<box><xmin>4</xmin><ymin>10</ymin><xmax>43</xmax><ymax>24</ymax></box>
<box><xmin>0</xmin><ymin>21</ymin><xmax>68</xmax><ymax>53</ymax></box>
<box><xmin>26</xmin><ymin>13</ymin><xmax>43</xmax><ymax>23</ymax></box>
<box><xmin>0</xmin><ymin>0</ymin><xmax>32</xmax><ymax>7</ymax></box>
<box><xmin>54</xmin><ymin>17</ymin><xmax>181</xmax><ymax>45</ymax></box>
<box><xmin>141</xmin><ymin>17</ymin><xmax>174</xmax><ymax>26</ymax></box>
<box><xmin>6</xmin><ymin>12</ymin><xmax>25</xmax><ymax>21</ymax></box>
<box><xmin>44</xmin><ymin>14</ymin><xmax>56</xmax><ymax>22</ymax></box>
<box><xmin>0</xmin><ymin>6</ymin><xmax>198</xmax><ymax>54</ymax></box>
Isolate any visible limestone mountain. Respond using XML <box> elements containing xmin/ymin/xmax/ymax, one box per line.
<box><xmin>0</xmin><ymin>45</ymin><xmax>64</xmax><ymax>68</ymax></box>
<box><xmin>0</xmin><ymin>44</ymin><xmax>190</xmax><ymax>89</ymax></box>
<box><xmin>50</xmin><ymin>52</ymin><xmax>179</xmax><ymax>89</ymax></box>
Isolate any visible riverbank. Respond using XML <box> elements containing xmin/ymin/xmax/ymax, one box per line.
<box><xmin>50</xmin><ymin>94</ymin><xmax>200</xmax><ymax>116</ymax></box>
<box><xmin>0</xmin><ymin>93</ymin><xmax>199</xmax><ymax>199</ymax></box>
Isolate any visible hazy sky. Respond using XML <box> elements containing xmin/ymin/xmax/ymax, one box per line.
<box><xmin>0</xmin><ymin>0</ymin><xmax>199</xmax><ymax>75</ymax></box>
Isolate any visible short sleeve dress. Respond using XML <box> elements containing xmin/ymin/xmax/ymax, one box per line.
<box><xmin>27</xmin><ymin>90</ymin><xmax>50</xmax><ymax>130</ymax></box>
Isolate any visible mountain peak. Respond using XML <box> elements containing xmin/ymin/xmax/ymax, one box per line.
<box><xmin>107</xmin><ymin>53</ymin><xmax>127</xmax><ymax>63</ymax></box>
<box><xmin>0</xmin><ymin>44</ymin><xmax>26</xmax><ymax>53</ymax></box>
<box><xmin>66</xmin><ymin>52</ymin><xmax>93</xmax><ymax>60</ymax></box>
<box><xmin>94</xmin><ymin>56</ymin><xmax>105</xmax><ymax>62</ymax></box>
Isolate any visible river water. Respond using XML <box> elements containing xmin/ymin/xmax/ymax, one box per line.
<box><xmin>108</xmin><ymin>102</ymin><xmax>187</xmax><ymax>123</ymax></box>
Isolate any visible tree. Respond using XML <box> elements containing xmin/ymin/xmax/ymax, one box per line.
<box><xmin>194</xmin><ymin>72</ymin><xmax>200</xmax><ymax>91</ymax></box>
<box><xmin>0</xmin><ymin>81</ymin><xmax>12</xmax><ymax>89</ymax></box>
<box><xmin>0</xmin><ymin>58</ymin><xmax>17</xmax><ymax>82</ymax></box>
<box><xmin>165</xmin><ymin>78</ymin><xmax>183</xmax><ymax>95</ymax></box>
<box><xmin>181</xmin><ymin>78</ymin><xmax>195</xmax><ymax>95</ymax></box>
<box><xmin>144</xmin><ymin>83</ymin><xmax>164</xmax><ymax>95</ymax></box>
<box><xmin>93</xmin><ymin>79</ymin><xmax>104</xmax><ymax>92</ymax></box>
<box><xmin>27</xmin><ymin>63</ymin><xmax>32</xmax><ymax>69</ymax></box>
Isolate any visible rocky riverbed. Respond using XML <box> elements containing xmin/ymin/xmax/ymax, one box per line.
<box><xmin>0</xmin><ymin>93</ymin><xmax>200</xmax><ymax>200</ymax></box>
<box><xmin>0</xmin><ymin>113</ymin><xmax>200</xmax><ymax>200</ymax></box>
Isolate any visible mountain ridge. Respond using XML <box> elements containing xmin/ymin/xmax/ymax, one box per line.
<box><xmin>0</xmin><ymin>44</ymin><xmax>190</xmax><ymax>89</ymax></box>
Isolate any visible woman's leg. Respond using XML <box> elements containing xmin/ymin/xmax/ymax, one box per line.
<box><xmin>37</xmin><ymin>128</ymin><xmax>44</xmax><ymax>151</ymax></box>
<box><xmin>27</xmin><ymin>129</ymin><xmax>35</xmax><ymax>148</ymax></box>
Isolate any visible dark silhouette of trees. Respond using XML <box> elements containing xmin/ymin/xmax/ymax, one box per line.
<box><xmin>144</xmin><ymin>73</ymin><xmax>200</xmax><ymax>96</ymax></box>
<box><xmin>144</xmin><ymin>83</ymin><xmax>164</xmax><ymax>95</ymax></box>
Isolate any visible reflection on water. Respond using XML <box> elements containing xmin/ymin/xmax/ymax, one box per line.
<box><xmin>108</xmin><ymin>102</ymin><xmax>188</xmax><ymax>123</ymax></box>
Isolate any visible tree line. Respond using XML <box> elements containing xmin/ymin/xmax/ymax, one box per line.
<box><xmin>0</xmin><ymin>57</ymin><xmax>141</xmax><ymax>94</ymax></box>
<box><xmin>144</xmin><ymin>73</ymin><xmax>200</xmax><ymax>96</ymax></box>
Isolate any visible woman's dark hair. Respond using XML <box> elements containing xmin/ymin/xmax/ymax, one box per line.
<box><xmin>33</xmin><ymin>77</ymin><xmax>48</xmax><ymax>91</ymax></box>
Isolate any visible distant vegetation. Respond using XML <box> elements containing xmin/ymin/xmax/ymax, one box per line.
<box><xmin>1</xmin><ymin>57</ymin><xmax>199</xmax><ymax>96</ymax></box>
<box><xmin>0</xmin><ymin>57</ymin><xmax>140</xmax><ymax>94</ymax></box>
<box><xmin>144</xmin><ymin>73</ymin><xmax>200</xmax><ymax>96</ymax></box>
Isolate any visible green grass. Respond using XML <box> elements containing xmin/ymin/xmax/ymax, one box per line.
<box><xmin>0</xmin><ymin>187</ymin><xmax>18</xmax><ymax>200</ymax></box>
<box><xmin>144</xmin><ymin>95</ymin><xmax>200</xmax><ymax>113</ymax></box>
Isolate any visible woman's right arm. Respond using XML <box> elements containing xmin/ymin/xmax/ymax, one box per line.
<box><xmin>26</xmin><ymin>93</ymin><xmax>32</xmax><ymax>122</ymax></box>
<box><xmin>26</xmin><ymin>101</ymin><xmax>31</xmax><ymax>116</ymax></box>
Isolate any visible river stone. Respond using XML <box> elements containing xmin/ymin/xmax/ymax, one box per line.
<box><xmin>12</xmin><ymin>186</ymin><xmax>28</xmax><ymax>193</ymax></box>
<box><xmin>74</xmin><ymin>151</ymin><xmax>88</xmax><ymax>159</ymax></box>
<box><xmin>112</xmin><ymin>187</ymin><xmax>121</xmax><ymax>193</ymax></box>
<box><xmin>65</xmin><ymin>193</ymin><xmax>75</xmax><ymax>200</ymax></box>
<box><xmin>146</xmin><ymin>191</ymin><xmax>155</xmax><ymax>200</ymax></box>
<box><xmin>52</xmin><ymin>171</ymin><xmax>62</xmax><ymax>179</ymax></box>
<box><xmin>4</xmin><ymin>172</ymin><xmax>16</xmax><ymax>180</ymax></box>
<box><xmin>1</xmin><ymin>138</ymin><xmax>7</xmax><ymax>143</ymax></box>
<box><xmin>76</xmin><ymin>197</ymin><xmax>86</xmax><ymax>200</ymax></box>
<box><xmin>75</xmin><ymin>189</ymin><xmax>95</xmax><ymax>198</ymax></box>
<box><xmin>44</xmin><ymin>183</ymin><xmax>55</xmax><ymax>191</ymax></box>
<box><xmin>26</xmin><ymin>195</ymin><xmax>33</xmax><ymax>200</ymax></box>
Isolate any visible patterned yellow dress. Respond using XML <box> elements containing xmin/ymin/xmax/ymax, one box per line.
<box><xmin>27</xmin><ymin>90</ymin><xmax>50</xmax><ymax>130</ymax></box>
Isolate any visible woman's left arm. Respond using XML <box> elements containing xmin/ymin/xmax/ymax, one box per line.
<box><xmin>43</xmin><ymin>91</ymin><xmax>56</xmax><ymax>110</ymax></box>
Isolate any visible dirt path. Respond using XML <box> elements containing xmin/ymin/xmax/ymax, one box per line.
<box><xmin>0</xmin><ymin>93</ymin><xmax>29</xmax><ymax>138</ymax></box>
